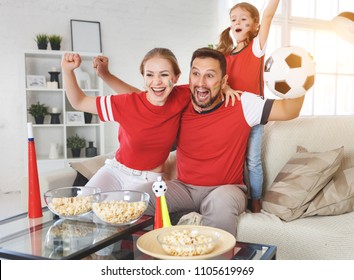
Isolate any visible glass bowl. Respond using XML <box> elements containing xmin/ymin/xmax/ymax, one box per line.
<box><xmin>92</xmin><ymin>190</ymin><xmax>150</xmax><ymax>226</ymax></box>
<box><xmin>157</xmin><ymin>226</ymin><xmax>221</xmax><ymax>257</ymax></box>
<box><xmin>44</xmin><ymin>186</ymin><xmax>101</xmax><ymax>219</ymax></box>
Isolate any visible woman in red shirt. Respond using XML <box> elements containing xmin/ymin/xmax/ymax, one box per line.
<box><xmin>62</xmin><ymin>48</ymin><xmax>190</xmax><ymax>191</ymax></box>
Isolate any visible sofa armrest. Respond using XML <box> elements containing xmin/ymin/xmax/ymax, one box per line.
<box><xmin>21</xmin><ymin>167</ymin><xmax>77</xmax><ymax>211</ymax></box>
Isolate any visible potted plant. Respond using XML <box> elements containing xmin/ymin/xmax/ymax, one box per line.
<box><xmin>34</xmin><ymin>33</ymin><xmax>48</xmax><ymax>50</ymax></box>
<box><xmin>28</xmin><ymin>101</ymin><xmax>49</xmax><ymax>124</ymax></box>
<box><xmin>67</xmin><ymin>134</ymin><xmax>86</xmax><ymax>158</ymax></box>
<box><xmin>48</xmin><ymin>34</ymin><xmax>62</xmax><ymax>50</ymax></box>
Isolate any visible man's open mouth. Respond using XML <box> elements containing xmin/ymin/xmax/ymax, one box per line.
<box><xmin>196</xmin><ymin>88</ymin><xmax>209</xmax><ymax>102</ymax></box>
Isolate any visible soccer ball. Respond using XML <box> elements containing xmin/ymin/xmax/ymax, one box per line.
<box><xmin>264</xmin><ymin>46</ymin><xmax>315</xmax><ymax>99</ymax></box>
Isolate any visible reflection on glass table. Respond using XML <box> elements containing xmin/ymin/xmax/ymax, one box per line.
<box><xmin>44</xmin><ymin>219</ymin><xmax>98</xmax><ymax>259</ymax></box>
<box><xmin>0</xmin><ymin>208</ymin><xmax>153</xmax><ymax>260</ymax></box>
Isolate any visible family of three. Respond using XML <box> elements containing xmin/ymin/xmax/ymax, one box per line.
<box><xmin>62</xmin><ymin>46</ymin><xmax>303</xmax><ymax>237</ymax></box>
<box><xmin>61</xmin><ymin>0</ymin><xmax>299</xmax><ymax>237</ymax></box>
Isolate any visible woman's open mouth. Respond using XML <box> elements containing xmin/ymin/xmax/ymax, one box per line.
<box><xmin>152</xmin><ymin>87</ymin><xmax>166</xmax><ymax>96</ymax></box>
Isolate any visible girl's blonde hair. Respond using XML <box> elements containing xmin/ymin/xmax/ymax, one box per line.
<box><xmin>139</xmin><ymin>48</ymin><xmax>181</xmax><ymax>76</ymax></box>
<box><xmin>216</xmin><ymin>2</ymin><xmax>260</xmax><ymax>55</ymax></box>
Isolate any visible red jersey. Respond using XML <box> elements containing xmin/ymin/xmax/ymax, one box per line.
<box><xmin>225</xmin><ymin>37</ymin><xmax>265</xmax><ymax>96</ymax></box>
<box><xmin>96</xmin><ymin>85</ymin><xmax>190</xmax><ymax>170</ymax></box>
<box><xmin>177</xmin><ymin>92</ymin><xmax>273</xmax><ymax>186</ymax></box>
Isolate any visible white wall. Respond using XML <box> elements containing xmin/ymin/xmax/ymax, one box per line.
<box><xmin>0</xmin><ymin>0</ymin><xmax>221</xmax><ymax>193</ymax></box>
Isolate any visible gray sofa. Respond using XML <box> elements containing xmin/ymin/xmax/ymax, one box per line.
<box><xmin>21</xmin><ymin>116</ymin><xmax>354</xmax><ymax>259</ymax></box>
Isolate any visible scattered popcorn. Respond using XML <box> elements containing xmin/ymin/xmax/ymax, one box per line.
<box><xmin>92</xmin><ymin>200</ymin><xmax>147</xmax><ymax>224</ymax></box>
<box><xmin>159</xmin><ymin>229</ymin><xmax>218</xmax><ymax>256</ymax></box>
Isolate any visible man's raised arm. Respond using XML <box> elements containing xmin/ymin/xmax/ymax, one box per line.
<box><xmin>268</xmin><ymin>95</ymin><xmax>305</xmax><ymax>121</ymax></box>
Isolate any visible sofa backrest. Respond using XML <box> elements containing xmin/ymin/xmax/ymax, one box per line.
<box><xmin>262</xmin><ymin>116</ymin><xmax>354</xmax><ymax>191</ymax></box>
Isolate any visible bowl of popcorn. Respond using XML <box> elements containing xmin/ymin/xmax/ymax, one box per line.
<box><xmin>44</xmin><ymin>186</ymin><xmax>101</xmax><ymax>219</ymax></box>
<box><xmin>157</xmin><ymin>226</ymin><xmax>221</xmax><ymax>257</ymax></box>
<box><xmin>92</xmin><ymin>190</ymin><xmax>150</xmax><ymax>226</ymax></box>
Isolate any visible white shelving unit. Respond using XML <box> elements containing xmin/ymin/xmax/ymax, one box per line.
<box><xmin>24</xmin><ymin>50</ymin><xmax>105</xmax><ymax>173</ymax></box>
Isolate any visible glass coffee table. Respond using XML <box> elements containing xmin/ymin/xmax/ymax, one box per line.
<box><xmin>0</xmin><ymin>207</ymin><xmax>154</xmax><ymax>260</ymax></box>
<box><xmin>0</xmin><ymin>208</ymin><xmax>276</xmax><ymax>260</ymax></box>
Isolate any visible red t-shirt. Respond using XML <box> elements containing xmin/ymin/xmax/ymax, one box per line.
<box><xmin>96</xmin><ymin>85</ymin><xmax>190</xmax><ymax>170</ymax></box>
<box><xmin>177</xmin><ymin>92</ymin><xmax>272</xmax><ymax>186</ymax></box>
<box><xmin>225</xmin><ymin>38</ymin><xmax>265</xmax><ymax>96</ymax></box>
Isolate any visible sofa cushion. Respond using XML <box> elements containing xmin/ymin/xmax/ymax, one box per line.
<box><xmin>262</xmin><ymin>146</ymin><xmax>344</xmax><ymax>221</ymax></box>
<box><xmin>302</xmin><ymin>167</ymin><xmax>354</xmax><ymax>217</ymax></box>
<box><xmin>69</xmin><ymin>152</ymin><xmax>115</xmax><ymax>180</ymax></box>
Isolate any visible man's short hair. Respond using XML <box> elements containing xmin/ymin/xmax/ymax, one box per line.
<box><xmin>190</xmin><ymin>47</ymin><xmax>227</xmax><ymax>77</ymax></box>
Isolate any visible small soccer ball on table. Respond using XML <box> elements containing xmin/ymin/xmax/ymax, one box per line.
<box><xmin>152</xmin><ymin>176</ymin><xmax>171</xmax><ymax>229</ymax></box>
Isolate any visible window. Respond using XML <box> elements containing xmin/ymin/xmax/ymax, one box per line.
<box><xmin>223</xmin><ymin>0</ymin><xmax>354</xmax><ymax>115</ymax></box>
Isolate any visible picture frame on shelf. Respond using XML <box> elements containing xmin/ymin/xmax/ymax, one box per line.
<box><xmin>66</xmin><ymin>111</ymin><xmax>85</xmax><ymax>124</ymax></box>
<box><xmin>27</xmin><ymin>75</ymin><xmax>46</xmax><ymax>88</ymax></box>
<box><xmin>71</xmin><ymin>19</ymin><xmax>102</xmax><ymax>53</ymax></box>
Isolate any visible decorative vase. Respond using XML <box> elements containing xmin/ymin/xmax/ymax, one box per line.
<box><xmin>49</xmin><ymin>143</ymin><xmax>59</xmax><ymax>159</ymax></box>
<box><xmin>48</xmin><ymin>71</ymin><xmax>61</xmax><ymax>88</ymax></box>
<box><xmin>34</xmin><ymin>116</ymin><xmax>45</xmax><ymax>124</ymax></box>
<box><xmin>71</xmin><ymin>148</ymin><xmax>81</xmax><ymax>158</ymax></box>
<box><xmin>85</xmin><ymin>142</ymin><xmax>97</xmax><ymax>157</ymax></box>
<box><xmin>84</xmin><ymin>112</ymin><xmax>93</xmax><ymax>124</ymax></box>
<box><xmin>50</xmin><ymin>113</ymin><xmax>61</xmax><ymax>124</ymax></box>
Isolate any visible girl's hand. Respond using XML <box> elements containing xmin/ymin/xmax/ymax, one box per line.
<box><xmin>222</xmin><ymin>84</ymin><xmax>242</xmax><ymax>107</ymax></box>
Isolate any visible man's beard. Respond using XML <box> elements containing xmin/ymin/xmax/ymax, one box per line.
<box><xmin>190</xmin><ymin>90</ymin><xmax>221</xmax><ymax>110</ymax></box>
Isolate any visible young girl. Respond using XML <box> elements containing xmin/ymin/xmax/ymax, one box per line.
<box><xmin>216</xmin><ymin>0</ymin><xmax>280</xmax><ymax>212</ymax></box>
<box><xmin>61</xmin><ymin>48</ymin><xmax>191</xmax><ymax>191</ymax></box>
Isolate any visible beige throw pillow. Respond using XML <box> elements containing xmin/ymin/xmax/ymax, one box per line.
<box><xmin>262</xmin><ymin>146</ymin><xmax>344</xmax><ymax>221</ymax></box>
<box><xmin>302</xmin><ymin>167</ymin><xmax>354</xmax><ymax>217</ymax></box>
<box><xmin>69</xmin><ymin>152</ymin><xmax>115</xmax><ymax>180</ymax></box>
